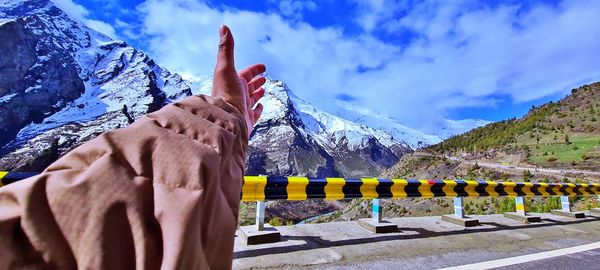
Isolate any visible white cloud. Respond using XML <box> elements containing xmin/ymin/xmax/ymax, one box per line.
<box><xmin>85</xmin><ymin>19</ymin><xmax>118</xmax><ymax>39</ymax></box>
<box><xmin>350</xmin><ymin>0</ymin><xmax>396</xmax><ymax>33</ymax></box>
<box><xmin>51</xmin><ymin>0</ymin><xmax>118</xmax><ymax>39</ymax></box>
<box><xmin>51</xmin><ymin>0</ymin><xmax>89</xmax><ymax>20</ymax></box>
<box><xmin>271</xmin><ymin>0</ymin><xmax>317</xmax><ymax>20</ymax></box>
<box><xmin>137</xmin><ymin>0</ymin><xmax>600</xmax><ymax>129</ymax></box>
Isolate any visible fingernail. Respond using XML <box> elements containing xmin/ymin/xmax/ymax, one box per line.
<box><xmin>219</xmin><ymin>25</ymin><xmax>226</xmax><ymax>37</ymax></box>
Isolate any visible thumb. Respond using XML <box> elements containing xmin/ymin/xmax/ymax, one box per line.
<box><xmin>215</xmin><ymin>25</ymin><xmax>235</xmax><ymax>73</ymax></box>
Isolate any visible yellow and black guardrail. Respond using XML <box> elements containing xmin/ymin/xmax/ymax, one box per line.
<box><xmin>241</xmin><ymin>176</ymin><xmax>600</xmax><ymax>201</ymax></box>
<box><xmin>3</xmin><ymin>172</ymin><xmax>599</xmax><ymax>200</ymax></box>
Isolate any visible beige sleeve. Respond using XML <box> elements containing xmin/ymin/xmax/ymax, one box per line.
<box><xmin>0</xmin><ymin>95</ymin><xmax>248</xmax><ymax>270</ymax></box>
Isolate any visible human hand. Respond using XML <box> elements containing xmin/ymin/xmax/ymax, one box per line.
<box><xmin>212</xmin><ymin>25</ymin><xmax>266</xmax><ymax>136</ymax></box>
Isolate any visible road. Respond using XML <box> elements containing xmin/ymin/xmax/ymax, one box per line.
<box><xmin>495</xmin><ymin>247</ymin><xmax>600</xmax><ymax>270</ymax></box>
<box><xmin>442</xmin><ymin>242</ymin><xmax>600</xmax><ymax>269</ymax></box>
<box><xmin>414</xmin><ymin>152</ymin><xmax>600</xmax><ymax>179</ymax></box>
<box><xmin>454</xmin><ymin>158</ymin><xmax>600</xmax><ymax>178</ymax></box>
<box><xmin>233</xmin><ymin>212</ymin><xmax>600</xmax><ymax>269</ymax></box>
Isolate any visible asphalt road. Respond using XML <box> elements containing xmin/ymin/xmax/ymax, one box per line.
<box><xmin>415</xmin><ymin>152</ymin><xmax>600</xmax><ymax>179</ymax></box>
<box><xmin>494</xmin><ymin>248</ymin><xmax>600</xmax><ymax>270</ymax></box>
<box><xmin>457</xmin><ymin>158</ymin><xmax>600</xmax><ymax>178</ymax></box>
<box><xmin>233</xmin><ymin>213</ymin><xmax>600</xmax><ymax>269</ymax></box>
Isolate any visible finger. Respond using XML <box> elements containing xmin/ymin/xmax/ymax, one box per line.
<box><xmin>248</xmin><ymin>76</ymin><xmax>266</xmax><ymax>92</ymax></box>
<box><xmin>251</xmin><ymin>87</ymin><xmax>265</xmax><ymax>103</ymax></box>
<box><xmin>253</xmin><ymin>103</ymin><xmax>263</xmax><ymax>123</ymax></box>
<box><xmin>215</xmin><ymin>25</ymin><xmax>235</xmax><ymax>73</ymax></box>
<box><xmin>239</xmin><ymin>63</ymin><xmax>266</xmax><ymax>82</ymax></box>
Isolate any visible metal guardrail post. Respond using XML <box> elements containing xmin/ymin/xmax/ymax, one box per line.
<box><xmin>515</xmin><ymin>196</ymin><xmax>526</xmax><ymax>215</ymax></box>
<box><xmin>454</xmin><ymin>197</ymin><xmax>465</xmax><ymax>218</ymax></box>
<box><xmin>256</xmin><ymin>200</ymin><xmax>266</xmax><ymax>231</ymax></box>
<box><xmin>372</xmin><ymin>199</ymin><xmax>382</xmax><ymax>223</ymax></box>
<box><xmin>560</xmin><ymin>196</ymin><xmax>571</xmax><ymax>212</ymax></box>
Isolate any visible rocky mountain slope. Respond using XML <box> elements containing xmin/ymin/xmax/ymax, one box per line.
<box><xmin>0</xmin><ymin>0</ymin><xmax>192</xmax><ymax>171</ymax></box>
<box><xmin>198</xmin><ymin>79</ymin><xmax>414</xmax><ymax>177</ymax></box>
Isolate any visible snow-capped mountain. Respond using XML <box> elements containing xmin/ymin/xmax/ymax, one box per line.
<box><xmin>0</xmin><ymin>0</ymin><xmax>479</xmax><ymax>177</ymax></box>
<box><xmin>0</xmin><ymin>0</ymin><xmax>191</xmax><ymax>169</ymax></box>
<box><xmin>198</xmin><ymin>79</ymin><xmax>414</xmax><ymax>177</ymax></box>
<box><xmin>329</xmin><ymin>101</ymin><xmax>491</xmax><ymax>146</ymax></box>
<box><xmin>328</xmin><ymin>101</ymin><xmax>443</xmax><ymax>148</ymax></box>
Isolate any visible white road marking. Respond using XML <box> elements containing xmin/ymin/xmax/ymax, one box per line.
<box><xmin>438</xmin><ymin>241</ymin><xmax>600</xmax><ymax>270</ymax></box>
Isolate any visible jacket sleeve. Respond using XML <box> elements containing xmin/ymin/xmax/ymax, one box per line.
<box><xmin>0</xmin><ymin>95</ymin><xmax>248</xmax><ymax>270</ymax></box>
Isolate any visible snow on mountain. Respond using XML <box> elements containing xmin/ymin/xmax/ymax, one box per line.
<box><xmin>328</xmin><ymin>101</ymin><xmax>443</xmax><ymax>149</ymax></box>
<box><xmin>0</xmin><ymin>0</ymin><xmax>191</xmax><ymax>169</ymax></box>
<box><xmin>199</xmin><ymin>79</ymin><xmax>414</xmax><ymax>177</ymax></box>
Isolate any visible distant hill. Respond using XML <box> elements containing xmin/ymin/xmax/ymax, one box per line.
<box><xmin>429</xmin><ymin>82</ymin><xmax>600</xmax><ymax>170</ymax></box>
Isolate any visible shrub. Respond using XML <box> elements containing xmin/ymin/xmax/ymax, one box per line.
<box><xmin>269</xmin><ymin>217</ymin><xmax>283</xmax><ymax>226</ymax></box>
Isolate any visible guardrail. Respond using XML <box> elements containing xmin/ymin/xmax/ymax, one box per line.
<box><xmin>241</xmin><ymin>176</ymin><xmax>600</xmax><ymax>201</ymax></box>
<box><xmin>3</xmin><ymin>172</ymin><xmax>600</xmax><ymax>243</ymax></box>
<box><xmin>5</xmin><ymin>173</ymin><xmax>599</xmax><ymax>198</ymax></box>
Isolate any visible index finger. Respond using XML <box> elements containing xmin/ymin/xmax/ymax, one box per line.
<box><xmin>239</xmin><ymin>64</ymin><xmax>266</xmax><ymax>82</ymax></box>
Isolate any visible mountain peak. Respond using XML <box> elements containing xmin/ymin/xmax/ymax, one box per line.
<box><xmin>0</xmin><ymin>0</ymin><xmax>191</xmax><ymax>162</ymax></box>
<box><xmin>1</xmin><ymin>0</ymin><xmax>61</xmax><ymax>20</ymax></box>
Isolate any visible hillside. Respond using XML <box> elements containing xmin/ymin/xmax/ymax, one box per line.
<box><xmin>430</xmin><ymin>82</ymin><xmax>600</xmax><ymax>170</ymax></box>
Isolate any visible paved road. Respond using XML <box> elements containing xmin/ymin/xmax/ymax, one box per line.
<box><xmin>415</xmin><ymin>152</ymin><xmax>600</xmax><ymax>179</ymax></box>
<box><xmin>233</xmin><ymin>212</ymin><xmax>600</xmax><ymax>269</ymax></box>
<box><xmin>455</xmin><ymin>158</ymin><xmax>600</xmax><ymax>178</ymax></box>
<box><xmin>495</xmin><ymin>248</ymin><xmax>600</xmax><ymax>270</ymax></box>
<box><xmin>441</xmin><ymin>241</ymin><xmax>600</xmax><ymax>269</ymax></box>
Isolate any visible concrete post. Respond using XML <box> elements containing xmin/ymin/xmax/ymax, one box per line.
<box><xmin>561</xmin><ymin>196</ymin><xmax>571</xmax><ymax>212</ymax></box>
<box><xmin>372</xmin><ymin>199</ymin><xmax>382</xmax><ymax>223</ymax></box>
<box><xmin>454</xmin><ymin>197</ymin><xmax>465</xmax><ymax>218</ymax></box>
<box><xmin>359</xmin><ymin>198</ymin><xmax>397</xmax><ymax>233</ymax></box>
<box><xmin>504</xmin><ymin>196</ymin><xmax>541</xmax><ymax>222</ymax></box>
<box><xmin>240</xmin><ymin>199</ymin><xmax>281</xmax><ymax>244</ymax></box>
<box><xmin>515</xmin><ymin>196</ymin><xmax>526</xmax><ymax>215</ymax></box>
<box><xmin>441</xmin><ymin>197</ymin><xmax>479</xmax><ymax>227</ymax></box>
<box><xmin>551</xmin><ymin>195</ymin><xmax>585</xmax><ymax>218</ymax></box>
<box><xmin>256</xmin><ymin>200</ymin><xmax>266</xmax><ymax>231</ymax></box>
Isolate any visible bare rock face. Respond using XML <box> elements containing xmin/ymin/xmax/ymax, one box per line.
<box><xmin>0</xmin><ymin>17</ymin><xmax>84</xmax><ymax>147</ymax></box>
<box><xmin>0</xmin><ymin>0</ymin><xmax>192</xmax><ymax>170</ymax></box>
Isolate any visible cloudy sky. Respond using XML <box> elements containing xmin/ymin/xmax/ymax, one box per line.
<box><xmin>53</xmin><ymin>0</ymin><xmax>600</xmax><ymax>130</ymax></box>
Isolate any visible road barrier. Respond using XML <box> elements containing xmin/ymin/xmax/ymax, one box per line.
<box><xmin>3</xmin><ymin>172</ymin><xmax>600</xmax><ymax>199</ymax></box>
<box><xmin>3</xmin><ymin>172</ymin><xmax>600</xmax><ymax>242</ymax></box>
<box><xmin>241</xmin><ymin>176</ymin><xmax>600</xmax><ymax>201</ymax></box>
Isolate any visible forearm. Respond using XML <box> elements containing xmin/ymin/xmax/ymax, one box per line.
<box><xmin>0</xmin><ymin>95</ymin><xmax>248</xmax><ymax>269</ymax></box>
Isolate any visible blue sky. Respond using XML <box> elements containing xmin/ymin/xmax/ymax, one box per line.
<box><xmin>54</xmin><ymin>0</ymin><xmax>600</xmax><ymax>129</ymax></box>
